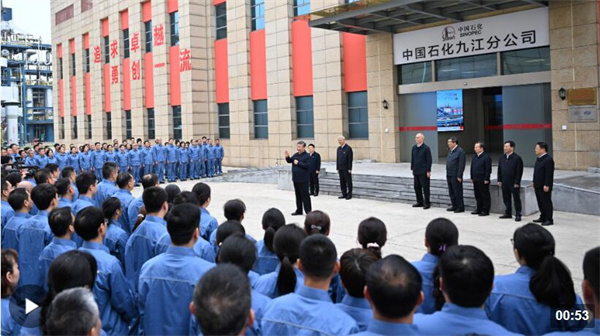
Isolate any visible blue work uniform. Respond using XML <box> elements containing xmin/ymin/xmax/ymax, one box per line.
<box><xmin>209</xmin><ymin>229</ymin><xmax>257</xmax><ymax>256</ymax></box>
<box><xmin>178</xmin><ymin>147</ymin><xmax>189</xmax><ymax>180</ymax></box>
<box><xmin>17</xmin><ymin>210</ymin><xmax>53</xmax><ymax>286</ymax></box>
<box><xmin>79</xmin><ymin>152</ymin><xmax>93</xmax><ymax>172</ymax></box>
<box><xmin>71</xmin><ymin>181</ymin><xmax>79</xmax><ymax>201</ymax></box>
<box><xmin>105</xmin><ymin>150</ymin><xmax>117</xmax><ymax>163</ymax></box>
<box><xmin>46</xmin><ymin>156</ymin><xmax>57</xmax><ymax>165</ymax></box>
<box><xmin>72</xmin><ymin>195</ymin><xmax>95</xmax><ymax>215</ymax></box>
<box><xmin>95</xmin><ymin>179</ymin><xmax>117</xmax><ymax>208</ymax></box>
<box><xmin>128</xmin><ymin>149</ymin><xmax>142</xmax><ymax>184</ymax></box>
<box><xmin>112</xmin><ymin>189</ymin><xmax>135</xmax><ymax>234</ymax></box>
<box><xmin>412</xmin><ymin>253</ymin><xmax>439</xmax><ymax>314</ymax></box>
<box><xmin>35</xmin><ymin>155</ymin><xmax>48</xmax><ymax>168</ymax></box>
<box><xmin>199</xmin><ymin>145</ymin><xmax>207</xmax><ymax>177</ymax></box>
<box><xmin>57</xmin><ymin>197</ymin><xmax>72</xmax><ymax>209</ymax></box>
<box><xmin>127</xmin><ymin>196</ymin><xmax>144</xmax><ymax>233</ymax></box>
<box><xmin>105</xmin><ymin>220</ymin><xmax>129</xmax><ymax>266</ymax></box>
<box><xmin>199</xmin><ymin>207</ymin><xmax>218</xmax><ymax>241</ymax></box>
<box><xmin>1</xmin><ymin>298</ymin><xmax>20</xmax><ymax>336</ymax></box>
<box><xmin>253</xmin><ymin>239</ymin><xmax>279</xmax><ymax>275</ymax></box>
<box><xmin>25</xmin><ymin>156</ymin><xmax>37</xmax><ymax>167</ymax></box>
<box><xmin>215</xmin><ymin>144</ymin><xmax>224</xmax><ymax>175</ymax></box>
<box><xmin>141</xmin><ymin>147</ymin><xmax>155</xmax><ymax>177</ymax></box>
<box><xmin>152</xmin><ymin>144</ymin><xmax>167</xmax><ymax>183</ymax></box>
<box><xmin>92</xmin><ymin>150</ymin><xmax>106</xmax><ymax>181</ymax></box>
<box><xmin>486</xmin><ymin>265</ymin><xmax>588</xmax><ymax>335</ymax></box>
<box><xmin>1</xmin><ymin>200</ymin><xmax>15</xmax><ymax>232</ymax></box>
<box><xmin>353</xmin><ymin>319</ymin><xmax>420</xmax><ymax>336</ymax></box>
<box><xmin>55</xmin><ymin>152</ymin><xmax>69</xmax><ymax>170</ymax></box>
<box><xmin>336</xmin><ymin>295</ymin><xmax>373</xmax><ymax>332</ymax></box>
<box><xmin>166</xmin><ymin>145</ymin><xmax>178</xmax><ymax>182</ymax></box>
<box><xmin>116</xmin><ymin>150</ymin><xmax>130</xmax><ymax>174</ymax></box>
<box><xmin>38</xmin><ymin>238</ymin><xmax>77</xmax><ymax>291</ymax></box>
<box><xmin>155</xmin><ymin>234</ymin><xmax>216</xmax><ymax>263</ymax></box>
<box><xmin>79</xmin><ymin>241</ymin><xmax>136</xmax><ymax>336</ymax></box>
<box><xmin>189</xmin><ymin>145</ymin><xmax>200</xmax><ymax>179</ymax></box>
<box><xmin>414</xmin><ymin>303</ymin><xmax>519</xmax><ymax>336</ymax></box>
<box><xmin>138</xmin><ymin>246</ymin><xmax>214</xmax><ymax>335</ymax></box>
<box><xmin>124</xmin><ymin>215</ymin><xmax>167</xmax><ymax>292</ymax></box>
<box><xmin>206</xmin><ymin>145</ymin><xmax>216</xmax><ymax>177</ymax></box>
<box><xmin>67</xmin><ymin>153</ymin><xmax>81</xmax><ymax>172</ymax></box>
<box><xmin>254</xmin><ymin>265</ymin><xmax>304</xmax><ymax>299</ymax></box>
<box><xmin>2</xmin><ymin>212</ymin><xmax>30</xmax><ymax>251</ymax></box>
<box><xmin>260</xmin><ymin>285</ymin><xmax>359</xmax><ymax>335</ymax></box>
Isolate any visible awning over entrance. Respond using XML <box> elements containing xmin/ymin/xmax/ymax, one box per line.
<box><xmin>308</xmin><ymin>0</ymin><xmax>548</xmax><ymax>35</ymax></box>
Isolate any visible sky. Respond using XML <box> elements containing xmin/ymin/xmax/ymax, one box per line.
<box><xmin>3</xmin><ymin>0</ymin><xmax>51</xmax><ymax>44</ymax></box>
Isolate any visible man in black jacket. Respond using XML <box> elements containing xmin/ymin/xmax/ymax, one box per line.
<box><xmin>307</xmin><ymin>143</ymin><xmax>321</xmax><ymax>196</ymax></box>
<box><xmin>285</xmin><ymin>141</ymin><xmax>312</xmax><ymax>215</ymax></box>
<box><xmin>533</xmin><ymin>142</ymin><xmax>555</xmax><ymax>226</ymax></box>
<box><xmin>497</xmin><ymin>140</ymin><xmax>524</xmax><ymax>222</ymax></box>
<box><xmin>336</xmin><ymin>136</ymin><xmax>353</xmax><ymax>200</ymax></box>
<box><xmin>410</xmin><ymin>133</ymin><xmax>432</xmax><ymax>209</ymax></box>
<box><xmin>470</xmin><ymin>142</ymin><xmax>492</xmax><ymax>216</ymax></box>
<box><xmin>446</xmin><ymin>137</ymin><xmax>466</xmax><ymax>213</ymax></box>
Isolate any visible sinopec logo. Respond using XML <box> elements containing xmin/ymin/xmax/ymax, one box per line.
<box><xmin>442</xmin><ymin>26</ymin><xmax>455</xmax><ymax>41</ymax></box>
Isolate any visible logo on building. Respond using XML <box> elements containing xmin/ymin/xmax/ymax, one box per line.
<box><xmin>442</xmin><ymin>26</ymin><xmax>455</xmax><ymax>41</ymax></box>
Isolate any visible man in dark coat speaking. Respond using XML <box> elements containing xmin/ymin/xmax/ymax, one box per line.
<box><xmin>285</xmin><ymin>141</ymin><xmax>312</xmax><ymax>216</ymax></box>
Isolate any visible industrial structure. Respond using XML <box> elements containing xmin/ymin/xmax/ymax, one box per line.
<box><xmin>1</xmin><ymin>4</ymin><xmax>54</xmax><ymax>146</ymax></box>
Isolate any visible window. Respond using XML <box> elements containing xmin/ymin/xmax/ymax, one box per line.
<box><xmin>436</xmin><ymin>53</ymin><xmax>497</xmax><ymax>82</ymax></box>
<box><xmin>145</xmin><ymin>20</ymin><xmax>153</xmax><ymax>53</ymax></box>
<box><xmin>85</xmin><ymin>48</ymin><xmax>90</xmax><ymax>73</ymax></box>
<box><xmin>296</xmin><ymin>96</ymin><xmax>314</xmax><ymax>138</ymax></box>
<box><xmin>251</xmin><ymin>0</ymin><xmax>265</xmax><ymax>31</ymax></box>
<box><xmin>398</xmin><ymin>62</ymin><xmax>432</xmax><ymax>85</ymax></box>
<box><xmin>147</xmin><ymin>108</ymin><xmax>155</xmax><ymax>139</ymax></box>
<box><xmin>104</xmin><ymin>36</ymin><xmax>110</xmax><ymax>63</ymax></box>
<box><xmin>348</xmin><ymin>91</ymin><xmax>368</xmax><ymax>139</ymax></box>
<box><xmin>86</xmin><ymin>114</ymin><xmax>92</xmax><ymax>139</ymax></box>
<box><xmin>72</xmin><ymin>116</ymin><xmax>78</xmax><ymax>139</ymax></box>
<box><xmin>253</xmin><ymin>99</ymin><xmax>268</xmax><ymax>139</ymax></box>
<box><xmin>293</xmin><ymin>0</ymin><xmax>310</xmax><ymax>16</ymax></box>
<box><xmin>106</xmin><ymin>113</ymin><xmax>112</xmax><ymax>139</ymax></box>
<box><xmin>170</xmin><ymin>12</ymin><xmax>179</xmax><ymax>46</ymax></box>
<box><xmin>502</xmin><ymin>46</ymin><xmax>550</xmax><ymax>75</ymax></box>
<box><xmin>59</xmin><ymin>57</ymin><xmax>63</xmax><ymax>79</ymax></box>
<box><xmin>218</xmin><ymin>103</ymin><xmax>230</xmax><ymax>139</ymax></box>
<box><xmin>172</xmin><ymin>105</ymin><xmax>182</xmax><ymax>140</ymax></box>
<box><xmin>216</xmin><ymin>3</ymin><xmax>227</xmax><ymax>40</ymax></box>
<box><xmin>59</xmin><ymin>117</ymin><xmax>65</xmax><ymax>139</ymax></box>
<box><xmin>123</xmin><ymin>28</ymin><xmax>130</xmax><ymax>58</ymax></box>
<box><xmin>125</xmin><ymin>110</ymin><xmax>132</xmax><ymax>139</ymax></box>
<box><xmin>71</xmin><ymin>53</ymin><xmax>76</xmax><ymax>76</ymax></box>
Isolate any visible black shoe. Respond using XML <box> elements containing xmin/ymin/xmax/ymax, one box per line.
<box><xmin>454</xmin><ymin>208</ymin><xmax>465</xmax><ymax>213</ymax></box>
<box><xmin>338</xmin><ymin>196</ymin><xmax>346</xmax><ymax>199</ymax></box>
<box><xmin>541</xmin><ymin>220</ymin><xmax>554</xmax><ymax>226</ymax></box>
<box><xmin>413</xmin><ymin>203</ymin><xmax>424</xmax><ymax>208</ymax></box>
<box><xmin>515</xmin><ymin>215</ymin><xmax>522</xmax><ymax>222</ymax></box>
<box><xmin>499</xmin><ymin>214</ymin><xmax>512</xmax><ymax>219</ymax></box>
<box><xmin>309</xmin><ymin>192</ymin><xmax>314</xmax><ymax>196</ymax></box>
<box><xmin>447</xmin><ymin>207</ymin><xmax>457</xmax><ymax>212</ymax></box>
<box><xmin>533</xmin><ymin>218</ymin><xmax>543</xmax><ymax>223</ymax></box>
<box><xmin>423</xmin><ymin>204</ymin><xmax>430</xmax><ymax>209</ymax></box>
<box><xmin>471</xmin><ymin>210</ymin><xmax>481</xmax><ymax>215</ymax></box>
<box><xmin>291</xmin><ymin>212</ymin><xmax>303</xmax><ymax>216</ymax></box>
<box><xmin>314</xmin><ymin>193</ymin><xmax>318</xmax><ymax>197</ymax></box>
<box><xmin>479</xmin><ymin>212</ymin><xmax>489</xmax><ymax>216</ymax></box>
<box><xmin>346</xmin><ymin>195</ymin><xmax>352</xmax><ymax>200</ymax></box>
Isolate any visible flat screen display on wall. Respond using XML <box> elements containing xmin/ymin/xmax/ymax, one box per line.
<box><xmin>437</xmin><ymin>90</ymin><xmax>464</xmax><ymax>132</ymax></box>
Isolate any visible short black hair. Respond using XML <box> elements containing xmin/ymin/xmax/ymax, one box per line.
<box><xmin>1</xmin><ymin>179</ymin><xmax>10</xmax><ymax>194</ymax></box>
<box><xmin>297</xmin><ymin>140</ymin><xmax>306</xmax><ymax>147</ymax></box>
<box><xmin>340</xmin><ymin>248</ymin><xmax>378</xmax><ymax>298</ymax></box>
<box><xmin>193</xmin><ymin>264</ymin><xmax>251</xmax><ymax>336</ymax></box>
<box><xmin>8</xmin><ymin>188</ymin><xmax>29</xmax><ymax>211</ymax></box>
<box><xmin>102</xmin><ymin>197</ymin><xmax>121</xmax><ymax>221</ymax></box>
<box><xmin>536</xmin><ymin>141</ymin><xmax>549</xmax><ymax>152</ymax></box>
<box><xmin>440</xmin><ymin>245</ymin><xmax>494</xmax><ymax>308</ymax></box>
<box><xmin>48</xmin><ymin>207</ymin><xmax>74</xmax><ymax>237</ymax></box>
<box><xmin>425</xmin><ymin>218</ymin><xmax>459</xmax><ymax>257</ymax></box>
<box><xmin>583</xmin><ymin>247</ymin><xmax>600</xmax><ymax>301</ymax></box>
<box><xmin>142</xmin><ymin>173</ymin><xmax>158</xmax><ymax>189</ymax></box>
<box><xmin>55</xmin><ymin>178</ymin><xmax>72</xmax><ymax>197</ymax></box>
<box><xmin>74</xmin><ymin>206</ymin><xmax>105</xmax><ymax>241</ymax></box>
<box><xmin>357</xmin><ymin>217</ymin><xmax>387</xmax><ymax>259</ymax></box>
<box><xmin>61</xmin><ymin>167</ymin><xmax>76</xmax><ymax>179</ymax></box>
<box><xmin>31</xmin><ymin>183</ymin><xmax>57</xmax><ymax>210</ymax></box>
<box><xmin>216</xmin><ymin>220</ymin><xmax>246</xmax><ymax>247</ymax></box>
<box><xmin>165</xmin><ymin>184</ymin><xmax>181</xmax><ymax>204</ymax></box>
<box><xmin>299</xmin><ymin>234</ymin><xmax>337</xmax><ymax>280</ymax></box>
<box><xmin>116</xmin><ymin>172</ymin><xmax>133</xmax><ymax>189</ymax></box>
<box><xmin>261</xmin><ymin>208</ymin><xmax>286</xmax><ymax>253</ymax></box>
<box><xmin>34</xmin><ymin>169</ymin><xmax>51</xmax><ymax>185</ymax></box>
<box><xmin>448</xmin><ymin>136</ymin><xmax>457</xmax><ymax>144</ymax></box>
<box><xmin>143</xmin><ymin>186</ymin><xmax>168</xmax><ymax>213</ymax></box>
<box><xmin>76</xmin><ymin>172</ymin><xmax>97</xmax><ymax>194</ymax></box>
<box><xmin>475</xmin><ymin>142</ymin><xmax>485</xmax><ymax>151</ymax></box>
<box><xmin>6</xmin><ymin>172</ymin><xmax>22</xmax><ymax>188</ymax></box>
<box><xmin>46</xmin><ymin>163</ymin><xmax>59</xmax><ymax>174</ymax></box>
<box><xmin>172</xmin><ymin>191</ymin><xmax>199</xmax><ymax>206</ymax></box>
<box><xmin>192</xmin><ymin>182</ymin><xmax>211</xmax><ymax>205</ymax></box>
<box><xmin>218</xmin><ymin>234</ymin><xmax>257</xmax><ymax>273</ymax></box>
<box><xmin>504</xmin><ymin>140</ymin><xmax>516</xmax><ymax>148</ymax></box>
<box><xmin>102</xmin><ymin>162</ymin><xmax>119</xmax><ymax>179</ymax></box>
<box><xmin>304</xmin><ymin>210</ymin><xmax>331</xmax><ymax>235</ymax></box>
<box><xmin>308</xmin><ymin>143</ymin><xmax>315</xmax><ymax>148</ymax></box>
<box><xmin>224</xmin><ymin>199</ymin><xmax>246</xmax><ymax>221</ymax></box>
<box><xmin>367</xmin><ymin>255</ymin><xmax>423</xmax><ymax>319</ymax></box>
<box><xmin>167</xmin><ymin>203</ymin><xmax>200</xmax><ymax>246</ymax></box>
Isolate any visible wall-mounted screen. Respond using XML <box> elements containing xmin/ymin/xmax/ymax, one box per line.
<box><xmin>437</xmin><ymin>90</ymin><xmax>464</xmax><ymax>132</ymax></box>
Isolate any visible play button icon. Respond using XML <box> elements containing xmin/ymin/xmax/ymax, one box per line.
<box><xmin>9</xmin><ymin>285</ymin><xmax>46</xmax><ymax>329</ymax></box>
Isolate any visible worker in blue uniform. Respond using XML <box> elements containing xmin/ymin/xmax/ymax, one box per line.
<box><xmin>79</xmin><ymin>145</ymin><xmax>93</xmax><ymax>172</ymax></box>
<box><xmin>46</xmin><ymin>149</ymin><xmax>58</xmax><ymax>165</ymax></box>
<box><xmin>141</xmin><ymin>141</ymin><xmax>155</xmax><ymax>177</ymax></box>
<box><xmin>91</xmin><ymin>142</ymin><xmax>105</xmax><ymax>182</ymax></box>
<box><xmin>413</xmin><ymin>245</ymin><xmax>518</xmax><ymax>336</ymax></box>
<box><xmin>2</xmin><ymin>188</ymin><xmax>32</xmax><ymax>251</ymax></box>
<box><xmin>55</xmin><ymin>146</ymin><xmax>69</xmax><ymax>171</ymax></box>
<box><xmin>201</xmin><ymin>137</ymin><xmax>209</xmax><ymax>177</ymax></box>
<box><xmin>189</xmin><ymin>140</ymin><xmax>200</xmax><ymax>179</ymax></box>
<box><xmin>76</xmin><ymin>206</ymin><xmax>137</xmax><ymax>336</ymax></box>
<box><xmin>102</xmin><ymin>197</ymin><xmax>129</xmax><ymax>265</ymax></box>
<box><xmin>166</xmin><ymin>139</ymin><xmax>178</xmax><ymax>182</ymax></box>
<box><xmin>137</xmin><ymin>203</ymin><xmax>213</xmax><ymax>335</ymax></box>
<box><xmin>215</xmin><ymin>139</ymin><xmax>224</xmax><ymax>175</ymax></box>
<box><xmin>178</xmin><ymin>142</ymin><xmax>190</xmax><ymax>181</ymax></box>
<box><xmin>198</xmin><ymin>140</ymin><xmax>207</xmax><ymax>178</ymax></box>
<box><xmin>206</xmin><ymin>138</ymin><xmax>216</xmax><ymax>177</ymax></box>
<box><xmin>128</xmin><ymin>143</ymin><xmax>142</xmax><ymax>186</ymax></box>
<box><xmin>35</xmin><ymin>148</ymin><xmax>49</xmax><ymax>168</ymax></box>
<box><xmin>94</xmin><ymin>162</ymin><xmax>119</xmax><ymax>208</ymax></box>
<box><xmin>67</xmin><ymin>147</ymin><xmax>81</xmax><ymax>173</ymax></box>
<box><xmin>71</xmin><ymin>172</ymin><xmax>96</xmax><ymax>216</ymax></box>
<box><xmin>112</xmin><ymin>173</ymin><xmax>136</xmax><ymax>234</ymax></box>
<box><xmin>152</xmin><ymin>138</ymin><xmax>167</xmax><ymax>183</ymax></box>
<box><xmin>260</xmin><ymin>234</ymin><xmax>359</xmax><ymax>335</ymax></box>
<box><xmin>116</xmin><ymin>145</ymin><xmax>130</xmax><ymax>175</ymax></box>
<box><xmin>105</xmin><ymin>144</ymin><xmax>117</xmax><ymax>163</ymax></box>
<box><xmin>1</xmin><ymin>180</ymin><xmax>15</xmax><ymax>231</ymax></box>
<box><xmin>38</xmin><ymin>207</ymin><xmax>77</xmax><ymax>292</ymax></box>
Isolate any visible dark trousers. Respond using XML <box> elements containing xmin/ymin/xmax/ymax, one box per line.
<box><xmin>413</xmin><ymin>173</ymin><xmax>430</xmax><ymax>205</ymax></box>
<box><xmin>473</xmin><ymin>180</ymin><xmax>491</xmax><ymax>213</ymax></box>
<box><xmin>309</xmin><ymin>173</ymin><xmax>319</xmax><ymax>195</ymax></box>
<box><xmin>339</xmin><ymin>170</ymin><xmax>352</xmax><ymax>197</ymax></box>
<box><xmin>446</xmin><ymin>176</ymin><xmax>464</xmax><ymax>210</ymax></box>
<box><xmin>293</xmin><ymin>182</ymin><xmax>312</xmax><ymax>214</ymax></box>
<box><xmin>534</xmin><ymin>187</ymin><xmax>553</xmax><ymax>221</ymax></box>
<box><xmin>501</xmin><ymin>183</ymin><xmax>522</xmax><ymax>216</ymax></box>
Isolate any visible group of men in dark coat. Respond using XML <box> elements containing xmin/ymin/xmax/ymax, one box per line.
<box><xmin>411</xmin><ymin>133</ymin><xmax>555</xmax><ymax>226</ymax></box>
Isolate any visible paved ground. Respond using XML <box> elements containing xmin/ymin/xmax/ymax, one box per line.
<box><xmin>132</xmin><ymin>178</ymin><xmax>599</xmax><ymax>295</ymax></box>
